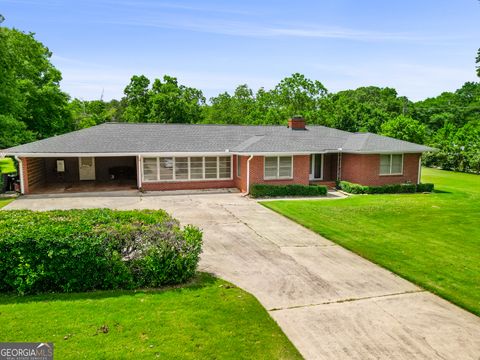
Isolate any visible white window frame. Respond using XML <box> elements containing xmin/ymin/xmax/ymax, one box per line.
<box><xmin>379</xmin><ymin>154</ymin><xmax>404</xmax><ymax>176</ymax></box>
<box><xmin>264</xmin><ymin>156</ymin><xmax>293</xmax><ymax>180</ymax></box>
<box><xmin>142</xmin><ymin>156</ymin><xmax>233</xmax><ymax>182</ymax></box>
<box><xmin>309</xmin><ymin>154</ymin><xmax>324</xmax><ymax>180</ymax></box>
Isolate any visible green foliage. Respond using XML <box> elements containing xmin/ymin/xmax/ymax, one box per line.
<box><xmin>426</xmin><ymin>121</ymin><xmax>480</xmax><ymax>173</ymax></box>
<box><xmin>67</xmin><ymin>99</ymin><xmax>121</xmax><ymax>129</ymax></box>
<box><xmin>416</xmin><ymin>183</ymin><xmax>435</xmax><ymax>192</ymax></box>
<box><xmin>321</xmin><ymin>87</ymin><xmax>408</xmax><ymax>132</ymax></box>
<box><xmin>338</xmin><ymin>181</ymin><xmax>433</xmax><ymax>194</ymax></box>
<box><xmin>0</xmin><ymin>209</ymin><xmax>203</xmax><ymax>294</ymax></box>
<box><xmin>249</xmin><ymin>184</ymin><xmax>327</xmax><ymax>198</ymax></box>
<box><xmin>0</xmin><ymin>115</ymin><xmax>36</xmax><ymax>148</ymax></box>
<box><xmin>147</xmin><ymin>75</ymin><xmax>206</xmax><ymax>123</ymax></box>
<box><xmin>0</xmin><ymin>27</ymin><xmax>71</xmax><ymax>140</ymax></box>
<box><xmin>380</xmin><ymin>115</ymin><xmax>427</xmax><ymax>144</ymax></box>
<box><xmin>204</xmin><ymin>73</ymin><xmax>328</xmax><ymax>125</ymax></box>
<box><xmin>121</xmin><ymin>75</ymin><xmax>206</xmax><ymax>123</ymax></box>
<box><xmin>476</xmin><ymin>48</ymin><xmax>480</xmax><ymax>78</ymax></box>
<box><xmin>122</xmin><ymin>75</ymin><xmax>151</xmax><ymax>122</ymax></box>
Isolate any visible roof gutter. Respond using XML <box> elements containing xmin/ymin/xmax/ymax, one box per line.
<box><xmin>244</xmin><ymin>155</ymin><xmax>254</xmax><ymax>196</ymax></box>
<box><xmin>4</xmin><ymin>148</ymin><xmax>438</xmax><ymax>158</ymax></box>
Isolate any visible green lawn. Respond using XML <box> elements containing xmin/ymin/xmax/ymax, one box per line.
<box><xmin>262</xmin><ymin>168</ymin><xmax>480</xmax><ymax>316</ymax></box>
<box><xmin>0</xmin><ymin>273</ymin><xmax>301</xmax><ymax>359</ymax></box>
<box><xmin>0</xmin><ymin>198</ymin><xmax>13</xmax><ymax>208</ymax></box>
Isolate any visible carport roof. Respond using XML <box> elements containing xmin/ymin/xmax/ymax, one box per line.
<box><xmin>3</xmin><ymin>123</ymin><xmax>436</xmax><ymax>155</ymax></box>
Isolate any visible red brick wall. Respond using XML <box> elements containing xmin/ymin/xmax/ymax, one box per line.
<box><xmin>141</xmin><ymin>179</ymin><xmax>236</xmax><ymax>191</ymax></box>
<box><xmin>20</xmin><ymin>157</ymin><xmax>47</xmax><ymax>194</ymax></box>
<box><xmin>341</xmin><ymin>153</ymin><xmax>421</xmax><ymax>186</ymax></box>
<box><xmin>240</xmin><ymin>155</ymin><xmax>310</xmax><ymax>192</ymax></box>
<box><xmin>234</xmin><ymin>155</ymin><xmax>248</xmax><ymax>191</ymax></box>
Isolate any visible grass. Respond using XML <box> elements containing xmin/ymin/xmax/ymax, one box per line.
<box><xmin>0</xmin><ymin>273</ymin><xmax>302</xmax><ymax>359</ymax></box>
<box><xmin>0</xmin><ymin>198</ymin><xmax>13</xmax><ymax>208</ymax></box>
<box><xmin>0</xmin><ymin>157</ymin><xmax>16</xmax><ymax>174</ymax></box>
<box><xmin>262</xmin><ymin>168</ymin><xmax>480</xmax><ymax>316</ymax></box>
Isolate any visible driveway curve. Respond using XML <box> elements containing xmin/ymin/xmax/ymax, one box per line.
<box><xmin>6</xmin><ymin>192</ymin><xmax>480</xmax><ymax>359</ymax></box>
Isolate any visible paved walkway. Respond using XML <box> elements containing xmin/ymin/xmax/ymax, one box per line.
<box><xmin>5</xmin><ymin>192</ymin><xmax>480</xmax><ymax>359</ymax></box>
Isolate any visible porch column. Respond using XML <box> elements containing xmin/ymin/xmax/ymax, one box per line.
<box><xmin>136</xmin><ymin>155</ymin><xmax>142</xmax><ymax>189</ymax></box>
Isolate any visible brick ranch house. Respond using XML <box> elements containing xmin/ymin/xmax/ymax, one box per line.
<box><xmin>2</xmin><ymin>117</ymin><xmax>434</xmax><ymax>195</ymax></box>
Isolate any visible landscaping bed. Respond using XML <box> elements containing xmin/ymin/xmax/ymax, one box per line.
<box><xmin>0</xmin><ymin>209</ymin><xmax>202</xmax><ymax>294</ymax></box>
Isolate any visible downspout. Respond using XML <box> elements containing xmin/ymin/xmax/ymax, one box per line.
<box><xmin>15</xmin><ymin>156</ymin><xmax>25</xmax><ymax>194</ymax></box>
<box><xmin>244</xmin><ymin>155</ymin><xmax>254</xmax><ymax>196</ymax></box>
<box><xmin>417</xmin><ymin>155</ymin><xmax>422</xmax><ymax>184</ymax></box>
<box><xmin>336</xmin><ymin>149</ymin><xmax>342</xmax><ymax>181</ymax></box>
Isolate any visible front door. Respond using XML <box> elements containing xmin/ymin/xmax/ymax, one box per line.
<box><xmin>79</xmin><ymin>157</ymin><xmax>96</xmax><ymax>180</ymax></box>
<box><xmin>309</xmin><ymin>154</ymin><xmax>323</xmax><ymax>180</ymax></box>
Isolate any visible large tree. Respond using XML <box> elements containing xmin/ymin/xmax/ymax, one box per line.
<box><xmin>380</xmin><ymin>115</ymin><xmax>427</xmax><ymax>144</ymax></box>
<box><xmin>121</xmin><ymin>75</ymin><xmax>205</xmax><ymax>123</ymax></box>
<box><xmin>321</xmin><ymin>87</ymin><xmax>407</xmax><ymax>132</ymax></box>
<box><xmin>205</xmin><ymin>85</ymin><xmax>256</xmax><ymax>124</ymax></box>
<box><xmin>0</xmin><ymin>26</ymin><xmax>71</xmax><ymax>139</ymax></box>
<box><xmin>476</xmin><ymin>48</ymin><xmax>480</xmax><ymax>77</ymax></box>
<box><xmin>147</xmin><ymin>75</ymin><xmax>205</xmax><ymax>123</ymax></box>
<box><xmin>122</xmin><ymin>75</ymin><xmax>151</xmax><ymax>122</ymax></box>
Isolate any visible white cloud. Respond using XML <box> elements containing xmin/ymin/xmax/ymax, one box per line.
<box><xmin>312</xmin><ymin>62</ymin><xmax>477</xmax><ymax>100</ymax></box>
<box><xmin>101</xmin><ymin>15</ymin><xmax>464</xmax><ymax>43</ymax></box>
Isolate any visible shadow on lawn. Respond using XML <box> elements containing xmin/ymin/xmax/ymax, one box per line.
<box><xmin>432</xmin><ymin>189</ymin><xmax>452</xmax><ymax>194</ymax></box>
<box><xmin>0</xmin><ymin>272</ymin><xmax>218</xmax><ymax>305</ymax></box>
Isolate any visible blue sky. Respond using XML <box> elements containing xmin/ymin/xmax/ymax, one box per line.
<box><xmin>2</xmin><ymin>0</ymin><xmax>479</xmax><ymax>101</ymax></box>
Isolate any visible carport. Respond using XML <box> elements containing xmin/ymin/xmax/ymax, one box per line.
<box><xmin>20</xmin><ymin>155</ymin><xmax>139</xmax><ymax>194</ymax></box>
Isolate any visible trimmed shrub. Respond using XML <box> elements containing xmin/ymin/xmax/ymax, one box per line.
<box><xmin>338</xmin><ymin>181</ymin><xmax>434</xmax><ymax>194</ymax></box>
<box><xmin>337</xmin><ymin>181</ymin><xmax>367</xmax><ymax>194</ymax></box>
<box><xmin>249</xmin><ymin>184</ymin><xmax>327</xmax><ymax>198</ymax></box>
<box><xmin>0</xmin><ymin>209</ymin><xmax>202</xmax><ymax>294</ymax></box>
<box><xmin>416</xmin><ymin>183</ymin><xmax>435</xmax><ymax>192</ymax></box>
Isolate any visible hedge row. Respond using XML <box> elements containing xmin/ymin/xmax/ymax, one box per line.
<box><xmin>250</xmin><ymin>184</ymin><xmax>327</xmax><ymax>198</ymax></box>
<box><xmin>338</xmin><ymin>181</ymin><xmax>434</xmax><ymax>194</ymax></box>
<box><xmin>0</xmin><ymin>209</ymin><xmax>202</xmax><ymax>294</ymax></box>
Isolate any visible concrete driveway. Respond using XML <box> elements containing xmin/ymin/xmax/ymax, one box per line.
<box><xmin>6</xmin><ymin>192</ymin><xmax>480</xmax><ymax>359</ymax></box>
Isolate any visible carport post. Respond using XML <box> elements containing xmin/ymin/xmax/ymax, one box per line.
<box><xmin>136</xmin><ymin>155</ymin><xmax>142</xmax><ymax>189</ymax></box>
<box><xmin>15</xmin><ymin>156</ymin><xmax>25</xmax><ymax>194</ymax></box>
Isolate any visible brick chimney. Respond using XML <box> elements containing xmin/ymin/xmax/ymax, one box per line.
<box><xmin>288</xmin><ymin>116</ymin><xmax>306</xmax><ymax>130</ymax></box>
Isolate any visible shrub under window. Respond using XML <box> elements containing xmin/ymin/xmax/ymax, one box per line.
<box><xmin>338</xmin><ymin>181</ymin><xmax>434</xmax><ymax>194</ymax></box>
<box><xmin>250</xmin><ymin>184</ymin><xmax>327</xmax><ymax>198</ymax></box>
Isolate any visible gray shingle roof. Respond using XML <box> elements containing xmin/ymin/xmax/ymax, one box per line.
<box><xmin>3</xmin><ymin>123</ymin><xmax>435</xmax><ymax>155</ymax></box>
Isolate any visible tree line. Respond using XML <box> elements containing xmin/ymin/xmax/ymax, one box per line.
<box><xmin>1</xmin><ymin>26</ymin><xmax>479</xmax><ymax>173</ymax></box>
